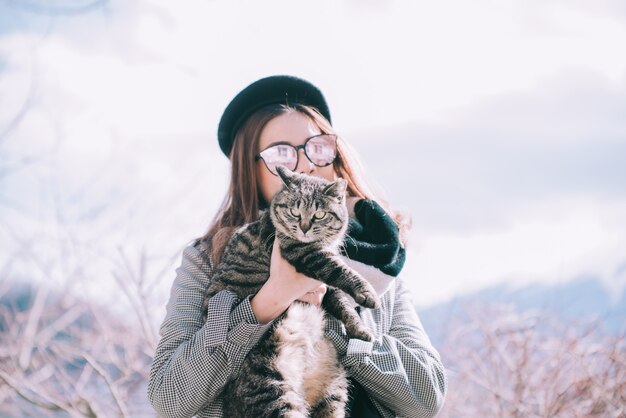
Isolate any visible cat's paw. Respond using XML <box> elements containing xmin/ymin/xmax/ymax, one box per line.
<box><xmin>353</xmin><ymin>285</ymin><xmax>381</xmax><ymax>309</ymax></box>
<box><xmin>342</xmin><ymin>314</ymin><xmax>375</xmax><ymax>342</ymax></box>
<box><xmin>347</xmin><ymin>325</ymin><xmax>375</xmax><ymax>342</ymax></box>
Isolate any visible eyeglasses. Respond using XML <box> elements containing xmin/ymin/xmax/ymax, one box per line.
<box><xmin>255</xmin><ymin>133</ymin><xmax>338</xmax><ymax>176</ymax></box>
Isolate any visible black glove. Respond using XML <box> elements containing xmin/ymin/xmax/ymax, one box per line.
<box><xmin>341</xmin><ymin>199</ymin><xmax>406</xmax><ymax>277</ymax></box>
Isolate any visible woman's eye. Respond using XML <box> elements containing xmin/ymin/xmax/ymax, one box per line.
<box><xmin>313</xmin><ymin>211</ymin><xmax>326</xmax><ymax>220</ymax></box>
<box><xmin>290</xmin><ymin>208</ymin><xmax>300</xmax><ymax>217</ymax></box>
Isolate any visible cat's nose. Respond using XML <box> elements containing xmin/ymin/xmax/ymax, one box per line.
<box><xmin>300</xmin><ymin>222</ymin><xmax>311</xmax><ymax>234</ymax></box>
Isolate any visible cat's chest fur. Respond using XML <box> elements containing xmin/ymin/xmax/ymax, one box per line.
<box><xmin>272</xmin><ymin>302</ymin><xmax>345</xmax><ymax>407</ymax></box>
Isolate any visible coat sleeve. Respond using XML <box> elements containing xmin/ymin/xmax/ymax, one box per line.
<box><xmin>325</xmin><ymin>278</ymin><xmax>447</xmax><ymax>418</ymax></box>
<box><xmin>148</xmin><ymin>243</ymin><xmax>274</xmax><ymax>418</ymax></box>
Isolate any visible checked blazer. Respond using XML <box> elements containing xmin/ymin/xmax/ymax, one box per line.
<box><xmin>148</xmin><ymin>240</ymin><xmax>447</xmax><ymax>418</ymax></box>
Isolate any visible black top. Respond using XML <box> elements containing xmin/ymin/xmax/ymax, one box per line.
<box><xmin>346</xmin><ymin>377</ymin><xmax>382</xmax><ymax>418</ymax></box>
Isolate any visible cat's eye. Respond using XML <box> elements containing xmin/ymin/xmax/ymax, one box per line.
<box><xmin>313</xmin><ymin>211</ymin><xmax>326</xmax><ymax>220</ymax></box>
<box><xmin>290</xmin><ymin>208</ymin><xmax>301</xmax><ymax>217</ymax></box>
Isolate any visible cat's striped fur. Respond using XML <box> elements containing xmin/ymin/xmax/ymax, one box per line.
<box><xmin>203</xmin><ymin>166</ymin><xmax>380</xmax><ymax>417</ymax></box>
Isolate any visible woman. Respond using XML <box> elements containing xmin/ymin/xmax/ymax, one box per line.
<box><xmin>148</xmin><ymin>75</ymin><xmax>447</xmax><ymax>417</ymax></box>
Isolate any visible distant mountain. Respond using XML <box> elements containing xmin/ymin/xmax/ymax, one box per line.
<box><xmin>417</xmin><ymin>276</ymin><xmax>626</xmax><ymax>347</ymax></box>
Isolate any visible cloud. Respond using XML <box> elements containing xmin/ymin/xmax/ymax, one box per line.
<box><xmin>3</xmin><ymin>0</ymin><xmax>626</xmax><ymax>140</ymax></box>
<box><xmin>347</xmin><ymin>69</ymin><xmax>626</xmax><ymax>305</ymax></box>
<box><xmin>402</xmin><ymin>198</ymin><xmax>626</xmax><ymax>306</ymax></box>
<box><xmin>352</xmin><ymin>69</ymin><xmax>626</xmax><ymax>233</ymax></box>
<box><xmin>2</xmin><ymin>0</ymin><xmax>626</xmax><ymax>309</ymax></box>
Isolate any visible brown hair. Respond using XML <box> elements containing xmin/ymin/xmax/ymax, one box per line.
<box><xmin>200</xmin><ymin>104</ymin><xmax>410</xmax><ymax>264</ymax></box>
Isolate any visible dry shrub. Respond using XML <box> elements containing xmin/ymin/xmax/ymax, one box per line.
<box><xmin>437</xmin><ymin>303</ymin><xmax>626</xmax><ymax>418</ymax></box>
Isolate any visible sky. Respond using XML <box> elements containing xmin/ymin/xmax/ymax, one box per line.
<box><xmin>1</xmin><ymin>0</ymin><xmax>625</xmax><ymax>315</ymax></box>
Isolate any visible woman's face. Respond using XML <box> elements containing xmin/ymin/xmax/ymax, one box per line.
<box><xmin>256</xmin><ymin>111</ymin><xmax>336</xmax><ymax>205</ymax></box>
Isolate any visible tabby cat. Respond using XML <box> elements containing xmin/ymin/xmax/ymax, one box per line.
<box><xmin>203</xmin><ymin>165</ymin><xmax>380</xmax><ymax>417</ymax></box>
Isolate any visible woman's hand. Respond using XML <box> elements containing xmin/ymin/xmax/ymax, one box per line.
<box><xmin>269</xmin><ymin>238</ymin><xmax>327</xmax><ymax>305</ymax></box>
<box><xmin>251</xmin><ymin>237</ymin><xmax>325</xmax><ymax>323</ymax></box>
<box><xmin>296</xmin><ymin>283</ymin><xmax>327</xmax><ymax>306</ymax></box>
<box><xmin>268</xmin><ymin>237</ymin><xmax>323</xmax><ymax>298</ymax></box>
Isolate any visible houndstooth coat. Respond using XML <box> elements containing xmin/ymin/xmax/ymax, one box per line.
<box><xmin>148</xmin><ymin>240</ymin><xmax>447</xmax><ymax>418</ymax></box>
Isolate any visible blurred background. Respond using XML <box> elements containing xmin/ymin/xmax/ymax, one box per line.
<box><xmin>1</xmin><ymin>0</ymin><xmax>625</xmax><ymax>416</ymax></box>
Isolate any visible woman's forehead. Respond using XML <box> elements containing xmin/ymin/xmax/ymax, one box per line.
<box><xmin>258</xmin><ymin>112</ymin><xmax>321</xmax><ymax>149</ymax></box>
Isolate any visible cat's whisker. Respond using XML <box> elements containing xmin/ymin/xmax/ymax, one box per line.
<box><xmin>344</xmin><ymin>233</ymin><xmax>357</xmax><ymax>249</ymax></box>
<box><xmin>263</xmin><ymin>232</ymin><xmax>276</xmax><ymax>251</ymax></box>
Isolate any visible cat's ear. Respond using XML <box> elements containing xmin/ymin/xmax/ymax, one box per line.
<box><xmin>275</xmin><ymin>165</ymin><xmax>295</xmax><ymax>188</ymax></box>
<box><xmin>323</xmin><ymin>178</ymin><xmax>347</xmax><ymax>199</ymax></box>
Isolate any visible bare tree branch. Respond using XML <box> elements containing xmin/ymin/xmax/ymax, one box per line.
<box><xmin>0</xmin><ymin>370</ymin><xmax>69</xmax><ymax>413</ymax></box>
<box><xmin>79</xmin><ymin>351</ymin><xmax>129</xmax><ymax>417</ymax></box>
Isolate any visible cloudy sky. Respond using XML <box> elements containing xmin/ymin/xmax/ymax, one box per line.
<box><xmin>1</xmin><ymin>0</ymin><xmax>625</xmax><ymax>312</ymax></box>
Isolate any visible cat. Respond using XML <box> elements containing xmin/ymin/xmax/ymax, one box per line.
<box><xmin>202</xmin><ymin>165</ymin><xmax>380</xmax><ymax>417</ymax></box>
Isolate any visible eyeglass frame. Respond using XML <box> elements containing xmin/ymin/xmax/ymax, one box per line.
<box><xmin>254</xmin><ymin>133</ymin><xmax>338</xmax><ymax>176</ymax></box>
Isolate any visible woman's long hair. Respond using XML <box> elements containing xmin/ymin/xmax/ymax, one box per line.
<box><xmin>200</xmin><ymin>103</ymin><xmax>410</xmax><ymax>264</ymax></box>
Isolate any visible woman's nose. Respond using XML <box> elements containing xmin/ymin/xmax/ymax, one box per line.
<box><xmin>295</xmin><ymin>148</ymin><xmax>314</xmax><ymax>174</ymax></box>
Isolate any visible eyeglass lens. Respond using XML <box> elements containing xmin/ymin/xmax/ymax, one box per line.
<box><xmin>259</xmin><ymin>134</ymin><xmax>337</xmax><ymax>175</ymax></box>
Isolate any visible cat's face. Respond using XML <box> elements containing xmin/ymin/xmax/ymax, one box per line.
<box><xmin>270</xmin><ymin>166</ymin><xmax>348</xmax><ymax>244</ymax></box>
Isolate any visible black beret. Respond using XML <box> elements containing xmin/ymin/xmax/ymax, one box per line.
<box><xmin>217</xmin><ymin>75</ymin><xmax>332</xmax><ymax>157</ymax></box>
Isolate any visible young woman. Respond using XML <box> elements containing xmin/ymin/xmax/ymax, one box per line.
<box><xmin>148</xmin><ymin>75</ymin><xmax>447</xmax><ymax>417</ymax></box>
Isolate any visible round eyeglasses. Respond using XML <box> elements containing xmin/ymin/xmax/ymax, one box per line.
<box><xmin>255</xmin><ymin>134</ymin><xmax>338</xmax><ymax>176</ymax></box>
